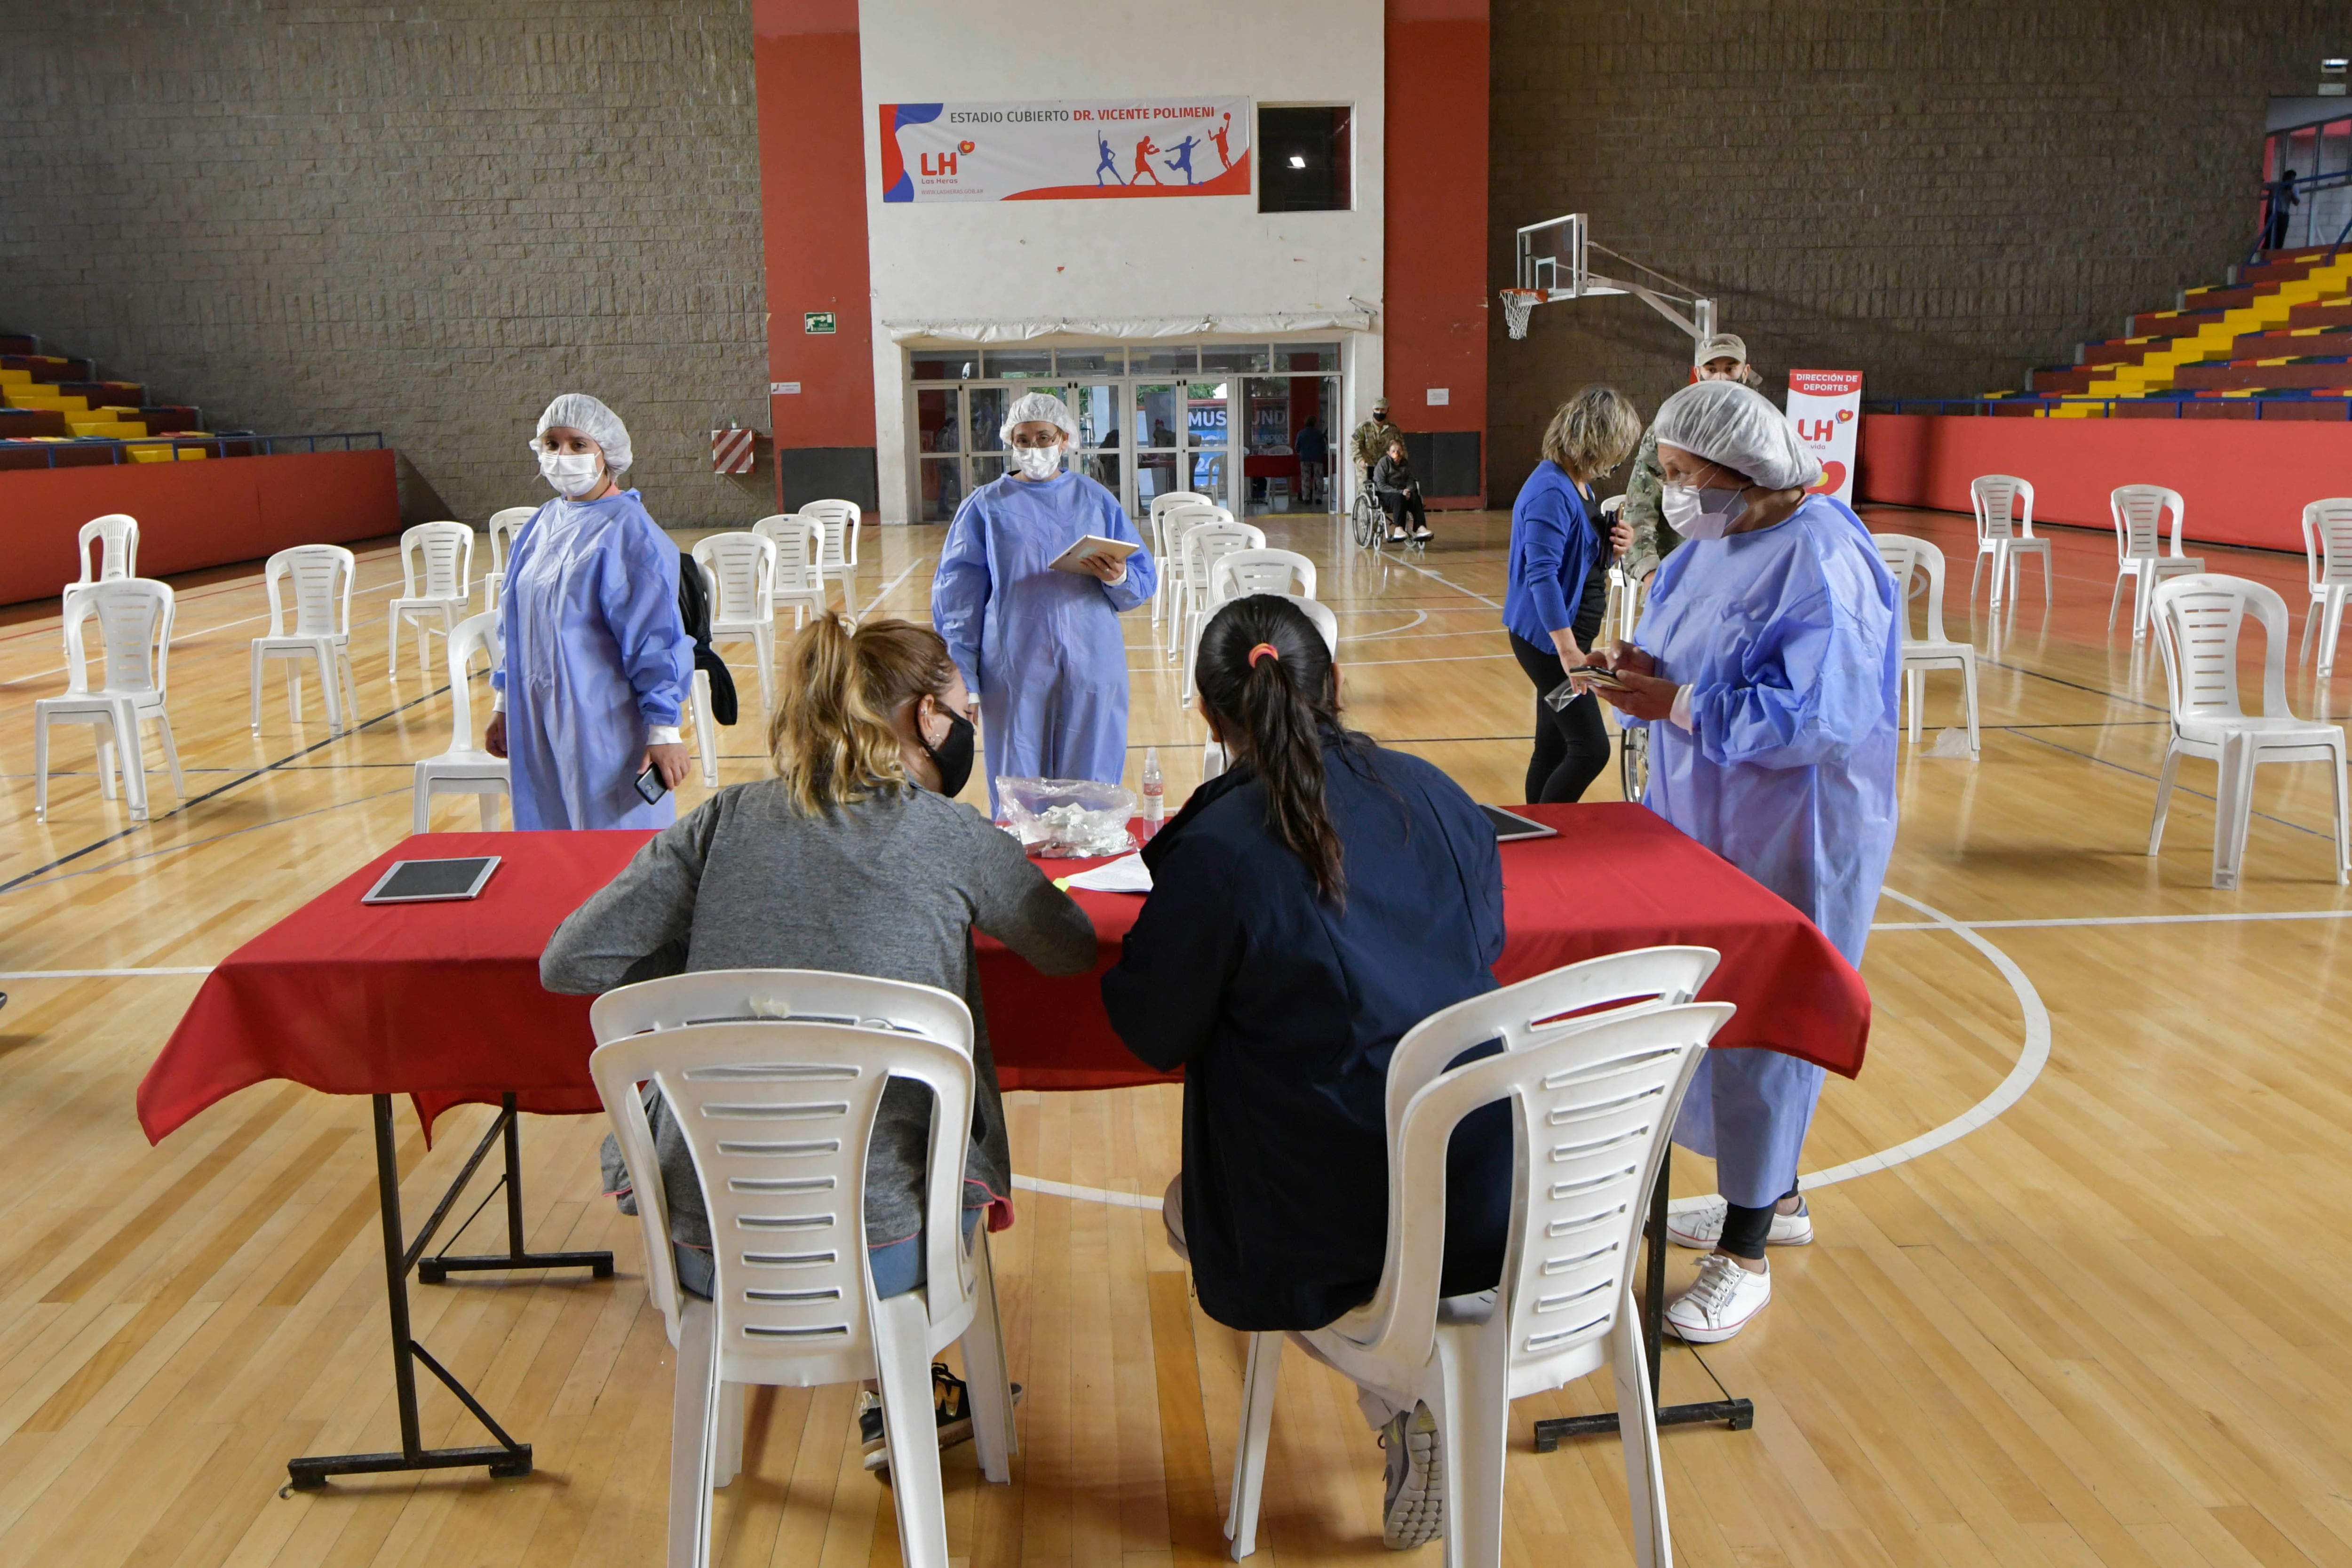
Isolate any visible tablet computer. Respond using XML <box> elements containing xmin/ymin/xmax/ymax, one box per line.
<box><xmin>361</xmin><ymin>856</ymin><xmax>501</xmax><ymax>904</ymax></box>
<box><xmin>1480</xmin><ymin>805</ymin><xmax>1559</xmax><ymax>842</ymax></box>
<box><xmin>1048</xmin><ymin>534</ymin><xmax>1142</xmax><ymax>574</ymax></box>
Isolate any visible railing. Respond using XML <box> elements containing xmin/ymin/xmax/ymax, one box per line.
<box><xmin>0</xmin><ymin>430</ymin><xmax>387</xmax><ymax>469</ymax></box>
<box><xmin>2249</xmin><ymin>165</ymin><xmax>2352</xmax><ymax>260</ymax></box>
<box><xmin>1867</xmin><ymin>397</ymin><xmax>2352</xmax><ymax>421</ymax></box>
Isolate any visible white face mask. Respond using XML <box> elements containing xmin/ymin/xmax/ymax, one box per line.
<box><xmin>1010</xmin><ymin>442</ymin><xmax>1064</xmax><ymax>481</ymax></box>
<box><xmin>1659</xmin><ymin>471</ymin><xmax>1750</xmax><ymax>541</ymax></box>
<box><xmin>537</xmin><ymin>447</ymin><xmax>606</xmax><ymax>499</ymax></box>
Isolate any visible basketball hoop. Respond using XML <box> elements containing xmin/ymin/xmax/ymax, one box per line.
<box><xmin>1501</xmin><ymin>288</ymin><xmax>1543</xmax><ymax>341</ymax></box>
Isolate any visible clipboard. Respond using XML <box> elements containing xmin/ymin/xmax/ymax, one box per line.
<box><xmin>1048</xmin><ymin>534</ymin><xmax>1140</xmax><ymax>575</ymax></box>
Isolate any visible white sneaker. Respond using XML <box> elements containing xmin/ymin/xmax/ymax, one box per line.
<box><xmin>1663</xmin><ymin>1253</ymin><xmax>1772</xmax><ymax>1343</ymax></box>
<box><xmin>1378</xmin><ymin>1403</ymin><xmax>1443</xmax><ymax>1549</ymax></box>
<box><xmin>1666</xmin><ymin>1196</ymin><xmax>1812</xmax><ymax>1250</ymax></box>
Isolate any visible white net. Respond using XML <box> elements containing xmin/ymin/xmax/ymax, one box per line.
<box><xmin>1501</xmin><ymin>289</ymin><xmax>1542</xmax><ymax>341</ymax></box>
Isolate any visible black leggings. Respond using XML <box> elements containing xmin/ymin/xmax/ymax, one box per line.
<box><xmin>1717</xmin><ymin>1186</ymin><xmax>1801</xmax><ymax>1261</ymax></box>
<box><xmin>1380</xmin><ymin>490</ymin><xmax>1427</xmax><ymax>534</ymax></box>
<box><xmin>1509</xmin><ymin>630</ymin><xmax>1611</xmax><ymax>804</ymax></box>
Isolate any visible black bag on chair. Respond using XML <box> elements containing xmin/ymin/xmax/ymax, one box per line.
<box><xmin>675</xmin><ymin>546</ymin><xmax>739</xmax><ymax>727</ymax></box>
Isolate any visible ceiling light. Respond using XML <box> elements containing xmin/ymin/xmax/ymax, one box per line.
<box><xmin>1288</xmin><ymin>155</ymin><xmax>1306</xmax><ymax>169</ymax></box>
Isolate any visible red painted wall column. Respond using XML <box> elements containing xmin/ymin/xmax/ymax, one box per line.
<box><xmin>754</xmin><ymin>0</ymin><xmax>879</xmax><ymax>509</ymax></box>
<box><xmin>1384</xmin><ymin>0</ymin><xmax>1490</xmax><ymax>506</ymax></box>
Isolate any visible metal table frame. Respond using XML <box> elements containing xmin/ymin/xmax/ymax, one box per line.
<box><xmin>286</xmin><ymin>1092</ymin><xmax>614</xmax><ymax>1489</ymax></box>
<box><xmin>1532</xmin><ymin>1149</ymin><xmax>1754</xmax><ymax>1452</ymax></box>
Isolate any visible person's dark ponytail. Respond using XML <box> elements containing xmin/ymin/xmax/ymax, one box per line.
<box><xmin>1194</xmin><ymin>595</ymin><xmax>1353</xmax><ymax>904</ymax></box>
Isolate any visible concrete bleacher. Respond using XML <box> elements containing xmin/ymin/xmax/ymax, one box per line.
<box><xmin>1989</xmin><ymin>247</ymin><xmax>2352</xmax><ymax>419</ymax></box>
<box><xmin>0</xmin><ymin>328</ymin><xmax>210</xmax><ymax>465</ymax></box>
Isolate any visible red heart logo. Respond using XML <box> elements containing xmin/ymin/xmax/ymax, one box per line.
<box><xmin>1836</xmin><ymin>407</ymin><xmax>1854</xmax><ymax>422</ymax></box>
<box><xmin>1806</xmin><ymin>460</ymin><xmax>1847</xmax><ymax>494</ymax></box>
<box><xmin>958</xmin><ymin>140</ymin><xmax>976</xmax><ymax>154</ymax></box>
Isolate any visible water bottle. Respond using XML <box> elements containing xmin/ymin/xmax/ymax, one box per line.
<box><xmin>1139</xmin><ymin>746</ymin><xmax>1164</xmax><ymax>838</ymax></box>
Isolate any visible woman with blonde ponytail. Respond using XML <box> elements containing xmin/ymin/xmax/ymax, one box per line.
<box><xmin>544</xmin><ymin>612</ymin><xmax>1095</xmax><ymax>1471</ymax></box>
<box><xmin>1100</xmin><ymin>593</ymin><xmax>1510</xmax><ymax>1551</ymax></box>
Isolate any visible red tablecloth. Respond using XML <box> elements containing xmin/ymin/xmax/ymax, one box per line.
<box><xmin>137</xmin><ymin>804</ymin><xmax>1868</xmax><ymax>1143</ymax></box>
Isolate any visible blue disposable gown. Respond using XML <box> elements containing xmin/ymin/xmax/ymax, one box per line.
<box><xmin>492</xmin><ymin>490</ymin><xmax>695</xmax><ymax>831</ymax></box>
<box><xmin>931</xmin><ymin>470</ymin><xmax>1158</xmax><ymax>813</ymax></box>
<box><xmin>1625</xmin><ymin>494</ymin><xmax>1901</xmax><ymax>1206</ymax></box>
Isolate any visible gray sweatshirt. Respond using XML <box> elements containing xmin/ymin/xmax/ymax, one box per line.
<box><xmin>541</xmin><ymin>779</ymin><xmax>1098</xmax><ymax>1248</ymax></box>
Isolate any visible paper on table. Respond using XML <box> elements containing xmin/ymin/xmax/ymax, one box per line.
<box><xmin>1055</xmin><ymin>853</ymin><xmax>1153</xmax><ymax>894</ymax></box>
<box><xmin>1048</xmin><ymin>534</ymin><xmax>1141</xmax><ymax>575</ymax></box>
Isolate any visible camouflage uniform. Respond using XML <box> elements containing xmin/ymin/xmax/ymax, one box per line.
<box><xmin>1350</xmin><ymin>417</ymin><xmax>1405</xmax><ymax>478</ymax></box>
<box><xmin>1618</xmin><ymin>424</ymin><xmax>1681</xmax><ymax>576</ymax></box>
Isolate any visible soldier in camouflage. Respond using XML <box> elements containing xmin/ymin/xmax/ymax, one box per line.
<box><xmin>1614</xmin><ymin>334</ymin><xmax>1757</xmax><ymax>573</ymax></box>
<box><xmin>1350</xmin><ymin>397</ymin><xmax>1405</xmax><ymax>484</ymax></box>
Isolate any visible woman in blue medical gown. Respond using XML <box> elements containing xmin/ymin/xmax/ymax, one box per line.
<box><xmin>1586</xmin><ymin>379</ymin><xmax>1901</xmax><ymax>1344</ymax></box>
<box><xmin>931</xmin><ymin>391</ymin><xmax>1158</xmax><ymax>813</ymax></box>
<box><xmin>487</xmin><ymin>393</ymin><xmax>695</xmax><ymax>830</ymax></box>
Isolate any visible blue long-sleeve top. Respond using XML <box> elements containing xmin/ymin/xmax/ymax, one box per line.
<box><xmin>1503</xmin><ymin>459</ymin><xmax>1601</xmax><ymax>648</ymax></box>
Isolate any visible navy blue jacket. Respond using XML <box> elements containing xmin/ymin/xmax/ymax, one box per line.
<box><xmin>1101</xmin><ymin>736</ymin><xmax>1509</xmax><ymax>1330</ymax></box>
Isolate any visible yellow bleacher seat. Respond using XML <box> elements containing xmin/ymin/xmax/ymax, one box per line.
<box><xmin>0</xmin><ymin>368</ymin><xmax>29</xmax><ymax>388</ymax></box>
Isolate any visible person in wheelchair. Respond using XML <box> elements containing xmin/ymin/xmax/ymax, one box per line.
<box><xmin>1371</xmin><ymin>438</ymin><xmax>1431</xmax><ymax>543</ymax></box>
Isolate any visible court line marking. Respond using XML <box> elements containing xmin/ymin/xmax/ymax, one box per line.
<box><xmin>1373</xmin><ymin>552</ymin><xmax>1503</xmax><ymax>610</ymax></box>
<box><xmin>1794</xmin><ymin>886</ymin><xmax>2051</xmax><ymax>1192</ymax></box>
<box><xmin>856</xmin><ymin>557</ymin><xmax>929</xmax><ymax>621</ymax></box>
<box><xmin>1011</xmin><ymin>1173</ymin><xmax>1162</xmax><ymax>1210</ymax></box>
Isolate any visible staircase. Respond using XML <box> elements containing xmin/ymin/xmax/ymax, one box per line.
<box><xmin>1987</xmin><ymin>247</ymin><xmax>2352</xmax><ymax>420</ymax></box>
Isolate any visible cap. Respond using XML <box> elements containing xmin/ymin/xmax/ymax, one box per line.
<box><xmin>1371</xmin><ymin>394</ymin><xmax>1391</xmax><ymax>409</ymax></box>
<box><xmin>1694</xmin><ymin>333</ymin><xmax>1748</xmax><ymax>367</ymax></box>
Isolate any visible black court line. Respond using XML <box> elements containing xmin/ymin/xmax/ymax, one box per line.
<box><xmin>1973</xmin><ymin>654</ymin><xmax>2168</xmax><ymax>713</ymax></box>
<box><xmin>2004</xmin><ymin>727</ymin><xmax>2328</xmax><ymax>840</ymax></box>
<box><xmin>0</xmin><ymin>682</ymin><xmax>452</xmax><ymax>895</ymax></box>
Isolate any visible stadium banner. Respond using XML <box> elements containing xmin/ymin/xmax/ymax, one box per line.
<box><xmin>1786</xmin><ymin>369</ymin><xmax>1863</xmax><ymax>504</ymax></box>
<box><xmin>879</xmin><ymin>98</ymin><xmax>1252</xmax><ymax>204</ymax></box>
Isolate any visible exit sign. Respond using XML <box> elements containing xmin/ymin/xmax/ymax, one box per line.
<box><xmin>804</xmin><ymin>311</ymin><xmax>837</xmax><ymax>334</ymax></box>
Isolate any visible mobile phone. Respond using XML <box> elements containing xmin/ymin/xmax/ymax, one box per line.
<box><xmin>634</xmin><ymin>762</ymin><xmax>668</xmax><ymax>805</ymax></box>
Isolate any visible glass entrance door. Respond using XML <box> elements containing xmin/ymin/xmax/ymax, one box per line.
<box><xmin>915</xmin><ymin>385</ymin><xmax>1016</xmax><ymax>522</ymax></box>
<box><xmin>1240</xmin><ymin>374</ymin><xmax>1341</xmax><ymax>516</ymax></box>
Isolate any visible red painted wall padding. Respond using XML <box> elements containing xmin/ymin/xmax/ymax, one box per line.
<box><xmin>755</xmin><ymin>29</ymin><xmax>875</xmax><ymax>453</ymax></box>
<box><xmin>0</xmin><ymin>449</ymin><xmax>401</xmax><ymax>606</ymax></box>
<box><xmin>1858</xmin><ymin>414</ymin><xmax>2352</xmax><ymax>552</ymax></box>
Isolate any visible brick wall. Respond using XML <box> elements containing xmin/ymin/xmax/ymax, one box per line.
<box><xmin>0</xmin><ymin>1</ymin><xmax>769</xmax><ymax>529</ymax></box>
<box><xmin>1488</xmin><ymin>0</ymin><xmax>2347</xmax><ymax>496</ymax></box>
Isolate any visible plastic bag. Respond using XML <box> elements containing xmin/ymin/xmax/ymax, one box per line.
<box><xmin>995</xmin><ymin>776</ymin><xmax>1137</xmax><ymax>858</ymax></box>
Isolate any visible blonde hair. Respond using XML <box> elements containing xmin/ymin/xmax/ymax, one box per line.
<box><xmin>767</xmin><ymin>614</ymin><xmax>958</xmax><ymax>814</ymax></box>
<box><xmin>1542</xmin><ymin>385</ymin><xmax>1643</xmax><ymax>479</ymax></box>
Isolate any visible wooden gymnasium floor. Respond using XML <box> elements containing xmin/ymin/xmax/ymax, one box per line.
<box><xmin>2</xmin><ymin>501</ymin><xmax>2350</xmax><ymax>1568</ymax></box>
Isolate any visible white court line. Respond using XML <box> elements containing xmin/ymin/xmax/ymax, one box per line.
<box><xmin>1872</xmin><ymin>907</ymin><xmax>2352</xmax><ymax>931</ymax></box>
<box><xmin>0</xmin><ymin>966</ymin><xmax>215</xmax><ymax>979</ymax></box>
<box><xmin>1011</xmin><ymin>1173</ymin><xmax>1163</xmax><ymax>1210</ymax></box>
<box><xmin>1338</xmin><ymin>609</ymin><xmax>1430</xmax><ymax>644</ymax></box>
<box><xmin>857</xmin><ymin>557</ymin><xmax>928</xmax><ymax>621</ymax></box>
<box><xmin>1374</xmin><ymin>552</ymin><xmax>1503</xmax><ymax>610</ymax></box>
<box><xmin>1345</xmin><ymin>653</ymin><xmax>1513</xmax><ymax>668</ymax></box>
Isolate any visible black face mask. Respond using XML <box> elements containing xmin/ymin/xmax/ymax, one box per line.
<box><xmin>918</xmin><ymin>707</ymin><xmax>977</xmax><ymax>797</ymax></box>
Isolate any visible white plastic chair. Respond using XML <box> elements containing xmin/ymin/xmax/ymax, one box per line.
<box><xmin>690</xmin><ymin>669</ymin><xmax>720</xmax><ymax>788</ymax></box>
<box><xmin>1221</xmin><ymin>951</ymin><xmax>1731</xmax><ymax>1568</ymax></box>
<box><xmin>63</xmin><ymin>513</ymin><xmax>140</xmax><ymax>634</ymax></box>
<box><xmin>800</xmin><ymin>499</ymin><xmax>862</xmax><ymax>600</ymax></box>
<box><xmin>1179</xmin><ymin>520</ymin><xmax>1268</xmax><ymax>697</ymax></box>
<box><xmin>249</xmin><ymin>545</ymin><xmax>359</xmax><ymax>736</ymax></box>
<box><xmin>389</xmin><ymin>521</ymin><xmax>474</xmax><ymax>675</ymax></box>
<box><xmin>2296</xmin><ymin>499</ymin><xmax>2352</xmax><ymax>678</ymax></box>
<box><xmin>1186</xmin><ymin>593</ymin><xmax>1339</xmax><ymax>708</ymax></box>
<box><xmin>411</xmin><ymin>612</ymin><xmax>510</xmax><ymax>832</ymax></box>
<box><xmin>588</xmin><ymin>970</ymin><xmax>1018</xmax><ymax>1568</ymax></box>
<box><xmin>693</xmin><ymin>532</ymin><xmax>779</xmax><ymax>711</ymax></box>
<box><xmin>1873</xmin><ymin>533</ymin><xmax>1980</xmax><ymax>757</ymax></box>
<box><xmin>482</xmin><ymin>506</ymin><xmax>535</xmax><ymax>612</ymax></box>
<box><xmin>2109</xmin><ymin>486</ymin><xmax>2204</xmax><ymax>640</ymax></box>
<box><xmin>753</xmin><ymin>514</ymin><xmax>832</xmax><ymax>629</ymax></box>
<box><xmin>1149</xmin><ymin>492</ymin><xmax>1212</xmax><ymax>627</ymax></box>
<box><xmin>1209</xmin><ymin>549</ymin><xmax>1316</xmax><ymax>606</ymax></box>
<box><xmin>1160</xmin><ymin>502</ymin><xmax>1232</xmax><ymax>657</ymax></box>
<box><xmin>36</xmin><ymin>580</ymin><xmax>184</xmax><ymax>822</ymax></box>
<box><xmin>2148</xmin><ymin>574</ymin><xmax>2348</xmax><ymax>890</ymax></box>
<box><xmin>1967</xmin><ymin>475</ymin><xmax>2052</xmax><ymax>610</ymax></box>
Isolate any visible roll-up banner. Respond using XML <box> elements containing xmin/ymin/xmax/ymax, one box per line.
<box><xmin>1786</xmin><ymin>370</ymin><xmax>1863</xmax><ymax>504</ymax></box>
<box><xmin>880</xmin><ymin>98</ymin><xmax>1252</xmax><ymax>203</ymax></box>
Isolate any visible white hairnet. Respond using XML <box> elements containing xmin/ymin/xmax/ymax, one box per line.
<box><xmin>1000</xmin><ymin>390</ymin><xmax>1079</xmax><ymax>446</ymax></box>
<box><xmin>1652</xmin><ymin>380</ymin><xmax>1820</xmax><ymax>492</ymax></box>
<box><xmin>535</xmin><ymin>392</ymin><xmax>633</xmax><ymax>474</ymax></box>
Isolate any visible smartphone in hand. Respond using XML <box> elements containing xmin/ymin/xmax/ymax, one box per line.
<box><xmin>634</xmin><ymin>762</ymin><xmax>668</xmax><ymax>805</ymax></box>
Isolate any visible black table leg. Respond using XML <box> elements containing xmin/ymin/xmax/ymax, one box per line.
<box><xmin>1531</xmin><ymin>1147</ymin><xmax>1755</xmax><ymax>1453</ymax></box>
<box><xmin>286</xmin><ymin>1093</ymin><xmax>612</xmax><ymax>1489</ymax></box>
<box><xmin>418</xmin><ymin>1094</ymin><xmax>616</xmax><ymax>1284</ymax></box>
